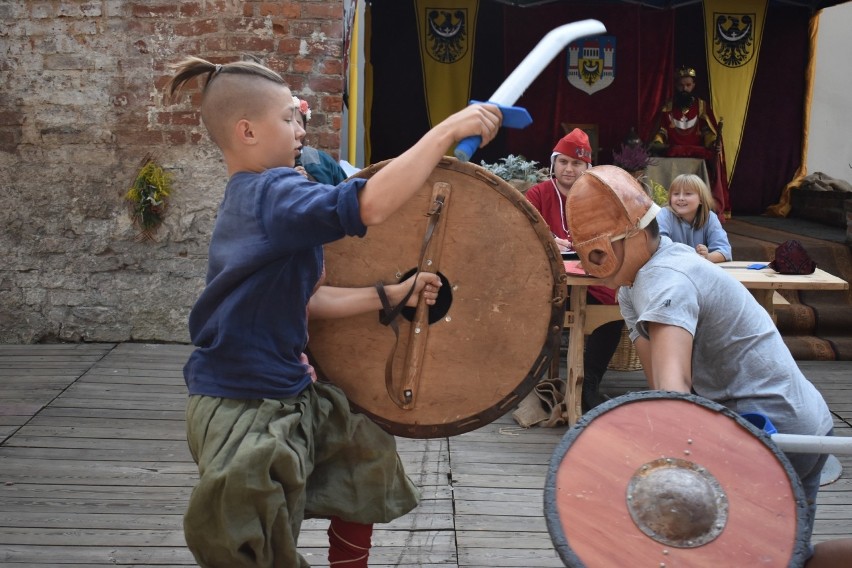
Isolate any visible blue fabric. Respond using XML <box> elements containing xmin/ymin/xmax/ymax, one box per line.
<box><xmin>656</xmin><ymin>207</ymin><xmax>732</xmax><ymax>261</ymax></box>
<box><xmin>184</xmin><ymin>168</ymin><xmax>367</xmax><ymax>400</ymax></box>
<box><xmin>301</xmin><ymin>147</ymin><xmax>348</xmax><ymax>185</ymax></box>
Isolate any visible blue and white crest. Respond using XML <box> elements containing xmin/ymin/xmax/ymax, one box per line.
<box><xmin>567</xmin><ymin>35</ymin><xmax>616</xmax><ymax>95</ymax></box>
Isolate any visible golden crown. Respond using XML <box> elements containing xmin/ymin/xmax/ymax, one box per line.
<box><xmin>677</xmin><ymin>66</ymin><xmax>696</xmax><ymax>78</ymax></box>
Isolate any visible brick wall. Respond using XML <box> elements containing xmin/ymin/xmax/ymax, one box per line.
<box><xmin>0</xmin><ymin>1</ymin><xmax>346</xmax><ymax>343</ymax></box>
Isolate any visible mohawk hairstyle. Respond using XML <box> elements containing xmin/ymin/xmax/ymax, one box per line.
<box><xmin>164</xmin><ymin>56</ymin><xmax>284</xmax><ymax>103</ymax></box>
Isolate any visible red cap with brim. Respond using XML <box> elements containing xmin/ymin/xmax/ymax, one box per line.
<box><xmin>552</xmin><ymin>128</ymin><xmax>592</xmax><ymax>164</ymax></box>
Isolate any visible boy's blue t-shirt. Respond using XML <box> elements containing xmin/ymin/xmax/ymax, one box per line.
<box><xmin>184</xmin><ymin>168</ymin><xmax>367</xmax><ymax>400</ymax></box>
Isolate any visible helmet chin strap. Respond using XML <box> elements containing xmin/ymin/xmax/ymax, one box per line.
<box><xmin>608</xmin><ymin>230</ymin><xmax>653</xmax><ymax>288</ymax></box>
<box><xmin>586</xmin><ymin>202</ymin><xmax>660</xmax><ymax>286</ymax></box>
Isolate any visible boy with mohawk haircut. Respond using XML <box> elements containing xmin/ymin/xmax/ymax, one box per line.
<box><xmin>166</xmin><ymin>56</ymin><xmax>501</xmax><ymax>567</ymax></box>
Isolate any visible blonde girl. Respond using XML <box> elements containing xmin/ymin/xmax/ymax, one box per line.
<box><xmin>657</xmin><ymin>174</ymin><xmax>732</xmax><ymax>263</ymax></box>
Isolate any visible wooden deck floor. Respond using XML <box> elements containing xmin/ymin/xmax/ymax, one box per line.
<box><xmin>0</xmin><ymin>343</ymin><xmax>849</xmax><ymax>567</ymax></box>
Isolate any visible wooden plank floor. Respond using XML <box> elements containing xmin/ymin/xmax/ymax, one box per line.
<box><xmin>0</xmin><ymin>343</ymin><xmax>849</xmax><ymax>566</ymax></box>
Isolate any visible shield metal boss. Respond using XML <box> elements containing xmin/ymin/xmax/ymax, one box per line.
<box><xmin>545</xmin><ymin>391</ymin><xmax>810</xmax><ymax>567</ymax></box>
<box><xmin>308</xmin><ymin>158</ymin><xmax>566</xmax><ymax>438</ymax></box>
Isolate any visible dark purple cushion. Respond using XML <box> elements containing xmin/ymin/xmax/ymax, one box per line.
<box><xmin>768</xmin><ymin>239</ymin><xmax>817</xmax><ymax>275</ymax></box>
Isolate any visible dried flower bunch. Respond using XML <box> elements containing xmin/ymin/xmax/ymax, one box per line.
<box><xmin>125</xmin><ymin>156</ymin><xmax>172</xmax><ymax>237</ymax></box>
<box><xmin>612</xmin><ymin>143</ymin><xmax>657</xmax><ymax>173</ymax></box>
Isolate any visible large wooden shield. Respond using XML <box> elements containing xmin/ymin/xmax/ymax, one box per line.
<box><xmin>308</xmin><ymin>158</ymin><xmax>567</xmax><ymax>438</ymax></box>
<box><xmin>545</xmin><ymin>392</ymin><xmax>810</xmax><ymax>567</ymax></box>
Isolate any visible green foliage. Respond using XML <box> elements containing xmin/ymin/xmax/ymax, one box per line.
<box><xmin>479</xmin><ymin>154</ymin><xmax>549</xmax><ymax>184</ymax></box>
<box><xmin>125</xmin><ymin>159</ymin><xmax>172</xmax><ymax>234</ymax></box>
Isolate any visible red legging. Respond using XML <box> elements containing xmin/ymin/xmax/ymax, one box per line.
<box><xmin>328</xmin><ymin>516</ymin><xmax>373</xmax><ymax>567</ymax></box>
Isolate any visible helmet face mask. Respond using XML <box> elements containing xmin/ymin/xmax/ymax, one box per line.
<box><xmin>567</xmin><ymin>166</ymin><xmax>660</xmax><ymax>286</ymax></box>
<box><xmin>575</xmin><ymin>234</ymin><xmax>622</xmax><ymax>280</ymax></box>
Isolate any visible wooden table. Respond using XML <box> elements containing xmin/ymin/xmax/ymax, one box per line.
<box><xmin>562</xmin><ymin>260</ymin><xmax>849</xmax><ymax>426</ymax></box>
<box><xmin>717</xmin><ymin>261</ymin><xmax>849</xmax><ymax>318</ymax></box>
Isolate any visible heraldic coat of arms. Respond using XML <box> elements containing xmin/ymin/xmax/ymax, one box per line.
<box><xmin>567</xmin><ymin>35</ymin><xmax>615</xmax><ymax>95</ymax></box>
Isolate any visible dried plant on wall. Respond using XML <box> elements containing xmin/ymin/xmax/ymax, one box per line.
<box><xmin>125</xmin><ymin>155</ymin><xmax>172</xmax><ymax>240</ymax></box>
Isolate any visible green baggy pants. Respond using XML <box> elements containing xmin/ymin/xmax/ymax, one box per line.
<box><xmin>183</xmin><ymin>382</ymin><xmax>420</xmax><ymax>567</ymax></box>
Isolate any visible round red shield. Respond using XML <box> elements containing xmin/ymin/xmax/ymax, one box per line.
<box><xmin>545</xmin><ymin>391</ymin><xmax>810</xmax><ymax>567</ymax></box>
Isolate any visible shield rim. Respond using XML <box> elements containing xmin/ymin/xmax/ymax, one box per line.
<box><xmin>544</xmin><ymin>391</ymin><xmax>811</xmax><ymax>567</ymax></box>
<box><xmin>310</xmin><ymin>157</ymin><xmax>568</xmax><ymax>438</ymax></box>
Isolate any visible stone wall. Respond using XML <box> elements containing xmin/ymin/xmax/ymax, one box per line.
<box><xmin>0</xmin><ymin>1</ymin><xmax>345</xmax><ymax>343</ymax></box>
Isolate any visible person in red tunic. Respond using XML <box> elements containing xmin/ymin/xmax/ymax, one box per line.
<box><xmin>651</xmin><ymin>66</ymin><xmax>719</xmax><ymax>160</ymax></box>
<box><xmin>525</xmin><ymin>128</ymin><xmax>623</xmax><ymax>412</ymax></box>
<box><xmin>651</xmin><ymin>65</ymin><xmax>730</xmax><ymax>218</ymax></box>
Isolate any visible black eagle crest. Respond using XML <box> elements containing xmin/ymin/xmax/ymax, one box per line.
<box><xmin>714</xmin><ymin>14</ymin><xmax>754</xmax><ymax>67</ymax></box>
<box><xmin>426</xmin><ymin>9</ymin><xmax>467</xmax><ymax>63</ymax></box>
<box><xmin>579</xmin><ymin>59</ymin><xmax>602</xmax><ymax>86</ymax></box>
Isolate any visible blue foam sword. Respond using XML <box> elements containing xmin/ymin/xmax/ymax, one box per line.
<box><xmin>741</xmin><ymin>412</ymin><xmax>852</xmax><ymax>455</ymax></box>
<box><xmin>454</xmin><ymin>19</ymin><xmax>607</xmax><ymax>162</ymax></box>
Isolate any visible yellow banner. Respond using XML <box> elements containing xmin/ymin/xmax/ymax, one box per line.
<box><xmin>364</xmin><ymin>1</ymin><xmax>373</xmax><ymax>165</ymax></box>
<box><xmin>416</xmin><ymin>0</ymin><xmax>479</xmax><ymax>130</ymax></box>
<box><xmin>704</xmin><ymin>0</ymin><xmax>767</xmax><ymax>182</ymax></box>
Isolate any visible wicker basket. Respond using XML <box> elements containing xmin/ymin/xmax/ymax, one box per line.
<box><xmin>607</xmin><ymin>327</ymin><xmax>642</xmax><ymax>371</ymax></box>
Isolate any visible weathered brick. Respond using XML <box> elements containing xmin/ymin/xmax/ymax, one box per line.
<box><xmin>44</xmin><ymin>54</ymin><xmax>93</xmax><ymax>70</ymax></box>
<box><xmin>56</xmin><ymin>2</ymin><xmax>101</xmax><ymax>18</ymax></box>
<box><xmin>0</xmin><ymin>111</ymin><xmax>25</xmax><ymax>126</ymax></box>
<box><xmin>163</xmin><ymin>130</ymin><xmax>189</xmax><ymax>145</ymax></box>
<box><xmin>112</xmin><ymin>128</ymin><xmax>165</xmax><ymax>146</ymax></box>
<box><xmin>202</xmin><ymin>37</ymin><xmax>229</xmax><ymax>52</ymax></box>
<box><xmin>321</xmin><ymin>20</ymin><xmax>344</xmax><ymax>38</ymax></box>
<box><xmin>282</xmin><ymin>74</ymin><xmax>307</xmax><ymax>93</ymax></box>
<box><xmin>174</xmin><ymin>18</ymin><xmax>219</xmax><ymax>37</ymax></box>
<box><xmin>103</xmin><ymin>0</ymin><xmax>127</xmax><ymax>18</ymax></box>
<box><xmin>259</xmin><ymin>2</ymin><xmax>300</xmax><ymax>18</ymax></box>
<box><xmin>29</xmin><ymin>3</ymin><xmax>54</xmax><ymax>19</ymax></box>
<box><xmin>320</xmin><ymin>58</ymin><xmax>342</xmax><ymax>75</ymax></box>
<box><xmin>316</xmin><ymin>131</ymin><xmax>341</xmax><ymax>149</ymax></box>
<box><xmin>227</xmin><ymin>36</ymin><xmax>276</xmax><ymax>53</ymax></box>
<box><xmin>156</xmin><ymin>111</ymin><xmax>201</xmax><ymax>126</ymax></box>
<box><xmin>308</xmin><ymin>74</ymin><xmax>344</xmax><ymax>94</ymax></box>
<box><xmin>1</xmin><ymin>0</ymin><xmax>346</xmax><ymax>344</ymax></box>
<box><xmin>179</xmin><ymin>2</ymin><xmax>204</xmax><ymax>17</ymax></box>
<box><xmin>221</xmin><ymin>16</ymin><xmax>268</xmax><ymax>34</ymax></box>
<box><xmin>289</xmin><ymin>21</ymin><xmax>319</xmax><ymax>37</ymax></box>
<box><xmin>303</xmin><ymin>38</ymin><xmax>343</xmax><ymax>58</ymax></box>
<box><xmin>83</xmin><ymin>2</ymin><xmax>103</xmax><ymax>17</ymax></box>
<box><xmin>130</xmin><ymin>3</ymin><xmax>180</xmax><ymax>18</ymax></box>
<box><xmin>292</xmin><ymin>57</ymin><xmax>314</xmax><ymax>73</ymax></box>
<box><xmin>0</xmin><ymin>128</ymin><xmax>23</xmax><ymax>153</ymax></box>
<box><xmin>277</xmin><ymin>37</ymin><xmax>301</xmax><ymax>55</ymax></box>
<box><xmin>302</xmin><ymin>3</ymin><xmax>341</xmax><ymax>19</ymax></box>
<box><xmin>320</xmin><ymin>94</ymin><xmax>343</xmax><ymax>113</ymax></box>
<box><xmin>70</xmin><ymin>19</ymin><xmax>99</xmax><ymax>35</ymax></box>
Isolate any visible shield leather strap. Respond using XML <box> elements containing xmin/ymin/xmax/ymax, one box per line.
<box><xmin>545</xmin><ymin>391</ymin><xmax>810</xmax><ymax>567</ymax></box>
<box><xmin>375</xmin><ymin>184</ymin><xmax>451</xmax><ymax>410</ymax></box>
<box><xmin>307</xmin><ymin>157</ymin><xmax>567</xmax><ymax>438</ymax></box>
